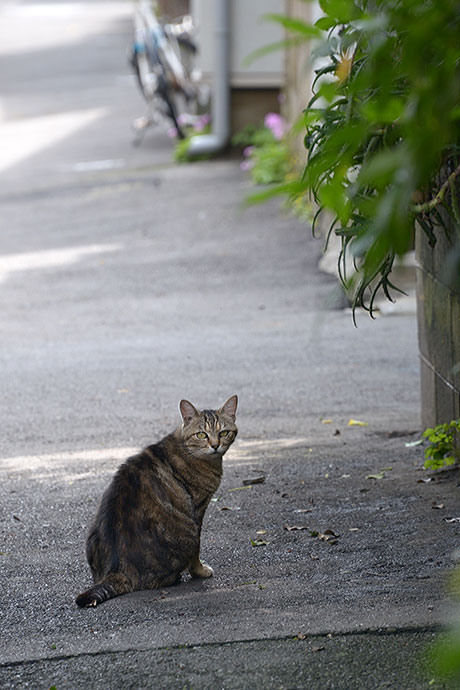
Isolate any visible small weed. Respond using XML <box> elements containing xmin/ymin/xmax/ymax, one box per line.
<box><xmin>422</xmin><ymin>419</ymin><xmax>460</xmax><ymax>470</ymax></box>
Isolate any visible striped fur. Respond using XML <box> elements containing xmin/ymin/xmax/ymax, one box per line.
<box><xmin>75</xmin><ymin>396</ymin><xmax>237</xmax><ymax>607</ymax></box>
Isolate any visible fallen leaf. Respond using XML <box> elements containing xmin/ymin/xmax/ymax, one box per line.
<box><xmin>218</xmin><ymin>506</ymin><xmax>241</xmax><ymax>511</ymax></box>
<box><xmin>228</xmin><ymin>486</ymin><xmax>252</xmax><ymax>492</ymax></box>
<box><xmin>381</xmin><ymin>467</ymin><xmax>393</xmax><ymax>471</ymax></box>
<box><xmin>310</xmin><ymin>529</ymin><xmax>339</xmax><ymax>544</ymax></box>
<box><xmin>321</xmin><ymin>419</ymin><xmax>333</xmax><ymax>424</ymax></box>
<box><xmin>349</xmin><ymin>527</ymin><xmax>360</xmax><ymax>532</ymax></box>
<box><xmin>432</xmin><ymin>502</ymin><xmax>445</xmax><ymax>510</ymax></box>
<box><xmin>284</xmin><ymin>525</ymin><xmax>309</xmax><ymax>531</ymax></box>
<box><xmin>348</xmin><ymin>419</ymin><xmax>368</xmax><ymax>427</ymax></box>
<box><xmin>297</xmin><ymin>632</ymin><xmax>307</xmax><ymax>640</ymax></box>
<box><xmin>294</xmin><ymin>509</ymin><xmax>312</xmax><ymax>514</ymax></box>
<box><xmin>340</xmin><ymin>474</ymin><xmax>350</xmax><ymax>478</ymax></box>
<box><xmin>311</xmin><ymin>646</ymin><xmax>325</xmax><ymax>652</ymax></box>
<box><xmin>444</xmin><ymin>517</ymin><xmax>460</xmax><ymax>523</ymax></box>
<box><xmin>323</xmin><ymin>529</ymin><xmax>339</xmax><ymax>538</ymax></box>
<box><xmin>417</xmin><ymin>478</ymin><xmax>433</xmax><ymax>483</ymax></box>
<box><xmin>405</xmin><ymin>439</ymin><xmax>423</xmax><ymax>447</ymax></box>
<box><xmin>366</xmin><ymin>472</ymin><xmax>385</xmax><ymax>480</ymax></box>
<box><xmin>13</xmin><ymin>515</ymin><xmax>21</xmax><ymax>521</ymax></box>
<box><xmin>251</xmin><ymin>539</ymin><xmax>269</xmax><ymax>547</ymax></box>
<box><xmin>256</xmin><ymin>529</ymin><xmax>267</xmax><ymax>535</ymax></box>
<box><xmin>334</xmin><ymin>429</ymin><xmax>341</xmax><ymax>436</ymax></box>
<box><xmin>243</xmin><ymin>476</ymin><xmax>265</xmax><ymax>486</ymax></box>
<box><xmin>319</xmin><ymin>535</ymin><xmax>338</xmax><ymax>544</ymax></box>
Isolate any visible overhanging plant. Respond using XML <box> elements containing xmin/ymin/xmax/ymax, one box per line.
<box><xmin>261</xmin><ymin>1</ymin><xmax>460</xmax><ymax>319</ymax></box>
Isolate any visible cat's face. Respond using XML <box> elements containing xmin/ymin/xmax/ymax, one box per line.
<box><xmin>179</xmin><ymin>395</ymin><xmax>238</xmax><ymax>460</ymax></box>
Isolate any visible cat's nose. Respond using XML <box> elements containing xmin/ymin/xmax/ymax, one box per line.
<box><xmin>210</xmin><ymin>441</ymin><xmax>220</xmax><ymax>451</ymax></box>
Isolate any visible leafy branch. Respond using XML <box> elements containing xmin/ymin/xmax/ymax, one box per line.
<box><xmin>413</xmin><ymin>163</ymin><xmax>460</xmax><ymax>215</ymax></box>
<box><xmin>265</xmin><ymin>0</ymin><xmax>460</xmax><ymax>316</ymax></box>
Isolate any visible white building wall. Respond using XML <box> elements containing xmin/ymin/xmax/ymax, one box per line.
<box><xmin>191</xmin><ymin>0</ymin><xmax>285</xmax><ymax>87</ymax></box>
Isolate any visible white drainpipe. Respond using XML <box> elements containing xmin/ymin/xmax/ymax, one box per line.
<box><xmin>188</xmin><ymin>0</ymin><xmax>230</xmax><ymax>155</ymax></box>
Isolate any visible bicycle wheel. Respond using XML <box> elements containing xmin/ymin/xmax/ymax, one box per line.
<box><xmin>157</xmin><ymin>76</ymin><xmax>187</xmax><ymax>138</ymax></box>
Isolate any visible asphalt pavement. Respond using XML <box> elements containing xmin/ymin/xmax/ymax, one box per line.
<box><xmin>1</xmin><ymin>2</ymin><xmax>459</xmax><ymax>688</ymax></box>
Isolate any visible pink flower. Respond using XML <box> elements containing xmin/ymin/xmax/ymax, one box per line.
<box><xmin>243</xmin><ymin>145</ymin><xmax>255</xmax><ymax>158</ymax></box>
<box><xmin>264</xmin><ymin>112</ymin><xmax>285</xmax><ymax>140</ymax></box>
<box><xmin>167</xmin><ymin>127</ymin><xmax>178</xmax><ymax>138</ymax></box>
<box><xmin>240</xmin><ymin>160</ymin><xmax>254</xmax><ymax>171</ymax></box>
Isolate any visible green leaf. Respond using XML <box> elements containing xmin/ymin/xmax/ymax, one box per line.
<box><xmin>316</xmin><ymin>81</ymin><xmax>339</xmax><ymax>102</ymax></box>
<box><xmin>263</xmin><ymin>14</ymin><xmax>321</xmax><ymax>39</ymax></box>
<box><xmin>245</xmin><ymin>180</ymin><xmax>307</xmax><ymax>206</ymax></box>
<box><xmin>318</xmin><ymin>176</ymin><xmax>350</xmax><ymax>225</ymax></box>
<box><xmin>361</xmin><ymin>97</ymin><xmax>405</xmax><ymax>125</ymax></box>
<box><xmin>243</xmin><ymin>37</ymin><xmax>305</xmax><ymax>66</ymax></box>
<box><xmin>319</xmin><ymin>0</ymin><xmax>361</xmax><ymax>22</ymax></box>
<box><xmin>315</xmin><ymin>16</ymin><xmax>337</xmax><ymax>31</ymax></box>
<box><xmin>358</xmin><ymin>148</ymin><xmax>408</xmax><ymax>188</ymax></box>
<box><xmin>350</xmin><ymin>15</ymin><xmax>389</xmax><ymax>33</ymax></box>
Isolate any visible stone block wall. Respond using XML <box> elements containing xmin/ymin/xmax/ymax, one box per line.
<box><xmin>416</xmin><ymin>226</ymin><xmax>460</xmax><ymax>428</ymax></box>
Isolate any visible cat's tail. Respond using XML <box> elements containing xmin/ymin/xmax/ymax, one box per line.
<box><xmin>75</xmin><ymin>572</ymin><xmax>132</xmax><ymax>608</ymax></box>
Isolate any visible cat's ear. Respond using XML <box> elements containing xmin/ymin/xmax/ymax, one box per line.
<box><xmin>219</xmin><ymin>395</ymin><xmax>238</xmax><ymax>421</ymax></box>
<box><xmin>180</xmin><ymin>399</ymin><xmax>199</xmax><ymax>426</ymax></box>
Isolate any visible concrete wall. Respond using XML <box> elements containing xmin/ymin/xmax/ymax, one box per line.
<box><xmin>191</xmin><ymin>0</ymin><xmax>284</xmax><ymax>87</ymax></box>
<box><xmin>416</xmin><ymin>224</ymin><xmax>460</xmax><ymax>428</ymax></box>
<box><xmin>283</xmin><ymin>0</ymin><xmax>321</xmax><ymax>127</ymax></box>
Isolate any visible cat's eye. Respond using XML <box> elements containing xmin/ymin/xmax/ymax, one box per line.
<box><xmin>196</xmin><ymin>432</ymin><xmax>208</xmax><ymax>440</ymax></box>
<box><xmin>219</xmin><ymin>430</ymin><xmax>229</xmax><ymax>437</ymax></box>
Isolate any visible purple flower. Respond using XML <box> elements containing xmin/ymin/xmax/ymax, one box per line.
<box><xmin>167</xmin><ymin>127</ymin><xmax>178</xmax><ymax>138</ymax></box>
<box><xmin>240</xmin><ymin>160</ymin><xmax>254</xmax><ymax>171</ymax></box>
<box><xmin>264</xmin><ymin>112</ymin><xmax>285</xmax><ymax>140</ymax></box>
<box><xmin>243</xmin><ymin>145</ymin><xmax>255</xmax><ymax>158</ymax></box>
<box><xmin>194</xmin><ymin>113</ymin><xmax>211</xmax><ymax>132</ymax></box>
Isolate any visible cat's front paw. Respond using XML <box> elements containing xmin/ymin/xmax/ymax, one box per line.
<box><xmin>190</xmin><ymin>562</ymin><xmax>214</xmax><ymax>578</ymax></box>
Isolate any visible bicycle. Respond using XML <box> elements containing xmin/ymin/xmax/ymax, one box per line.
<box><xmin>130</xmin><ymin>0</ymin><xmax>201</xmax><ymax>142</ymax></box>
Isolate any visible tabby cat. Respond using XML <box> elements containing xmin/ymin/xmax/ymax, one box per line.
<box><xmin>75</xmin><ymin>395</ymin><xmax>238</xmax><ymax>607</ymax></box>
